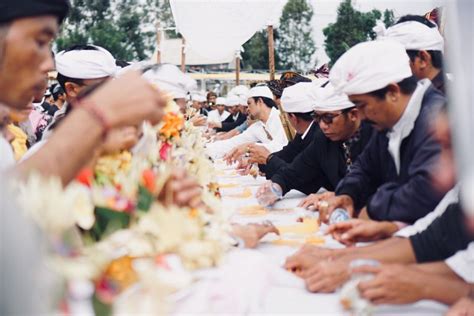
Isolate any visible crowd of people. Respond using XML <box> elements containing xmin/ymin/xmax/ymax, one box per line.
<box><xmin>0</xmin><ymin>0</ymin><xmax>473</xmax><ymax>315</ymax></box>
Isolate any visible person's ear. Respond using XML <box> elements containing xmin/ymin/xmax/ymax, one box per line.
<box><xmin>64</xmin><ymin>82</ymin><xmax>80</xmax><ymax>98</ymax></box>
<box><xmin>418</xmin><ymin>50</ymin><xmax>431</xmax><ymax>69</ymax></box>
<box><xmin>386</xmin><ymin>83</ymin><xmax>402</xmax><ymax>103</ymax></box>
<box><xmin>347</xmin><ymin>108</ymin><xmax>360</xmax><ymax>122</ymax></box>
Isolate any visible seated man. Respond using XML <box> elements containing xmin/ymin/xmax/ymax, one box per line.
<box><xmin>326</xmin><ymin>39</ymin><xmax>449</xmax><ymax>224</ymax></box>
<box><xmin>209</xmin><ymin>94</ymin><xmax>247</xmax><ymax>132</ymax></box>
<box><xmin>206</xmin><ymin>97</ymin><xmax>230</xmax><ymax>124</ymax></box>
<box><xmin>206</xmin><ymin>85</ymin><xmax>288</xmax><ymax>159</ymax></box>
<box><xmin>256</xmin><ymin>83</ymin><xmax>373</xmax><ymax>206</ymax></box>
<box><xmin>243</xmin><ymin>82</ymin><xmax>318</xmax><ymax>179</ymax></box>
<box><xmin>284</xmin><ymin>109</ymin><xmax>474</xmax><ymax>307</ymax></box>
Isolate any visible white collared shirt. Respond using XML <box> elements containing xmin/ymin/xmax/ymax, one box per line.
<box><xmin>387</xmin><ymin>79</ymin><xmax>431</xmax><ymax>174</ymax></box>
<box><xmin>395</xmin><ymin>186</ymin><xmax>459</xmax><ymax>238</ymax></box>
<box><xmin>207</xmin><ymin>109</ymin><xmax>230</xmax><ymax>123</ymax></box>
<box><xmin>206</xmin><ymin>107</ymin><xmax>288</xmax><ymax>158</ymax></box>
<box><xmin>301</xmin><ymin>121</ymin><xmax>315</xmax><ymax>140</ymax></box>
<box><xmin>445</xmin><ymin>242</ymin><xmax>474</xmax><ymax>282</ymax></box>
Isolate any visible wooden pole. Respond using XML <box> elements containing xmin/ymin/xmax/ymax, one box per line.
<box><xmin>235</xmin><ymin>54</ymin><xmax>241</xmax><ymax>85</ymax></box>
<box><xmin>267</xmin><ymin>25</ymin><xmax>275</xmax><ymax>81</ymax></box>
<box><xmin>156</xmin><ymin>22</ymin><xmax>161</xmax><ymax>64</ymax></box>
<box><xmin>181</xmin><ymin>37</ymin><xmax>186</xmax><ymax>72</ymax></box>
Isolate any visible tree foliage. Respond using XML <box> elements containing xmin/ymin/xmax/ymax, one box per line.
<box><xmin>56</xmin><ymin>0</ymin><xmax>161</xmax><ymax>61</ymax></box>
<box><xmin>323</xmin><ymin>0</ymin><xmax>394</xmax><ymax>66</ymax></box>
<box><xmin>242</xmin><ymin>29</ymin><xmax>280</xmax><ymax>71</ymax></box>
<box><xmin>276</xmin><ymin>0</ymin><xmax>316</xmax><ymax>71</ymax></box>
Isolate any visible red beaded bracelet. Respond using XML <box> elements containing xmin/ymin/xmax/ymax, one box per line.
<box><xmin>75</xmin><ymin>99</ymin><xmax>110</xmax><ymax>140</ymax></box>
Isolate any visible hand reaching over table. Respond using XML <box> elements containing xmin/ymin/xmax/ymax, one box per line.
<box><xmin>232</xmin><ymin>222</ymin><xmax>280</xmax><ymax>248</ymax></box>
<box><xmin>326</xmin><ymin>219</ymin><xmax>399</xmax><ymax>246</ymax></box>
<box><xmin>159</xmin><ymin>168</ymin><xmax>203</xmax><ymax>209</ymax></box>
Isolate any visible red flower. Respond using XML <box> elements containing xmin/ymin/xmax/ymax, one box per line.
<box><xmin>159</xmin><ymin>142</ymin><xmax>172</xmax><ymax>161</ymax></box>
<box><xmin>76</xmin><ymin>168</ymin><xmax>93</xmax><ymax>187</ymax></box>
<box><xmin>142</xmin><ymin>169</ymin><xmax>156</xmax><ymax>193</ymax></box>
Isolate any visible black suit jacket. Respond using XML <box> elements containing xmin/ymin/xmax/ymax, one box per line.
<box><xmin>216</xmin><ymin>112</ymin><xmax>247</xmax><ymax>132</ymax></box>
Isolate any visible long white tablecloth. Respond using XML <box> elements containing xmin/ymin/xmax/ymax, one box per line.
<box><xmin>172</xmin><ymin>160</ymin><xmax>448</xmax><ymax>315</ymax></box>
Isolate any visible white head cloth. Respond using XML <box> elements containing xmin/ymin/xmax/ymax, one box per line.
<box><xmin>142</xmin><ymin>63</ymin><xmax>197</xmax><ymax>99</ymax></box>
<box><xmin>378</xmin><ymin>21</ymin><xmax>444</xmax><ymax>52</ymax></box>
<box><xmin>312</xmin><ymin>83</ymin><xmax>354</xmax><ymax>112</ymax></box>
<box><xmin>229</xmin><ymin>85</ymin><xmax>250</xmax><ymax>98</ymax></box>
<box><xmin>225</xmin><ymin>94</ymin><xmax>240</xmax><ymax>107</ymax></box>
<box><xmin>280</xmin><ymin>82</ymin><xmax>315</xmax><ymax>113</ymax></box>
<box><xmin>248</xmin><ymin>86</ymin><xmax>273</xmax><ymax>100</ymax></box>
<box><xmin>191</xmin><ymin>93</ymin><xmax>206</xmax><ymax>102</ymax></box>
<box><xmin>216</xmin><ymin>97</ymin><xmax>227</xmax><ymax>105</ymax></box>
<box><xmin>55</xmin><ymin>45</ymin><xmax>116</xmax><ymax>79</ymax></box>
<box><xmin>330</xmin><ymin>40</ymin><xmax>412</xmax><ymax>95</ymax></box>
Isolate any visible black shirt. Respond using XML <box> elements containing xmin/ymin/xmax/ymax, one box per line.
<box><xmin>260</xmin><ymin>121</ymin><xmax>318</xmax><ymax>179</ymax></box>
<box><xmin>271</xmin><ymin>122</ymin><xmax>374</xmax><ymax>195</ymax></box>
<box><xmin>410</xmin><ymin>203</ymin><xmax>474</xmax><ymax>263</ymax></box>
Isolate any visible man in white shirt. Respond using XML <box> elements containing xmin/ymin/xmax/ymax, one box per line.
<box><xmin>207</xmin><ymin>97</ymin><xmax>230</xmax><ymax>124</ymax></box>
<box><xmin>206</xmin><ymin>85</ymin><xmax>288</xmax><ymax>159</ymax></box>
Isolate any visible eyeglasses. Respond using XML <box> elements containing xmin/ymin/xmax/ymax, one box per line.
<box><xmin>311</xmin><ymin>112</ymin><xmax>343</xmax><ymax>124</ymax></box>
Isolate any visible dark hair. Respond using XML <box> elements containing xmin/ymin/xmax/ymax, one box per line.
<box><xmin>207</xmin><ymin>91</ymin><xmax>217</xmax><ymax>99</ymax></box>
<box><xmin>288</xmin><ymin>111</ymin><xmax>313</xmax><ymax>122</ymax></box>
<box><xmin>116</xmin><ymin>60</ymin><xmax>130</xmax><ymax>68</ymax></box>
<box><xmin>396</xmin><ymin>15</ymin><xmax>437</xmax><ymax>28</ymax></box>
<box><xmin>368</xmin><ymin>75</ymin><xmax>418</xmax><ymax>99</ymax></box>
<box><xmin>52</xmin><ymin>86</ymin><xmax>65</xmax><ymax>101</ymax></box>
<box><xmin>252</xmin><ymin>96</ymin><xmax>277</xmax><ymax>109</ymax></box>
<box><xmin>406</xmin><ymin>49</ymin><xmax>443</xmax><ymax>69</ymax></box>
<box><xmin>56</xmin><ymin>45</ymin><xmax>100</xmax><ymax>89</ymax></box>
<box><xmin>396</xmin><ymin>15</ymin><xmax>443</xmax><ymax>69</ymax></box>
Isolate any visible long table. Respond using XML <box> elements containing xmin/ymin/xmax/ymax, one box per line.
<box><xmin>171</xmin><ymin>160</ymin><xmax>448</xmax><ymax>315</ymax></box>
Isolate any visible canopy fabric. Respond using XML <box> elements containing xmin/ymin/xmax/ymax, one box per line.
<box><xmin>169</xmin><ymin>0</ymin><xmax>284</xmax><ymax>61</ymax></box>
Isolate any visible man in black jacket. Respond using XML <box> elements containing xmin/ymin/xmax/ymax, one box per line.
<box><xmin>242</xmin><ymin>82</ymin><xmax>319</xmax><ymax>179</ymax></box>
<box><xmin>326</xmin><ymin>40</ymin><xmax>449</xmax><ymax>224</ymax></box>
<box><xmin>210</xmin><ymin>94</ymin><xmax>247</xmax><ymax>132</ymax></box>
<box><xmin>256</xmin><ymin>83</ymin><xmax>373</xmax><ymax>206</ymax></box>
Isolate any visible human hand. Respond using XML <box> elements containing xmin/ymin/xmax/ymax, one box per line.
<box><xmin>255</xmin><ymin>181</ymin><xmax>282</xmax><ymax>207</ymax></box>
<box><xmin>327</xmin><ymin>219</ymin><xmax>399</xmax><ymax>246</ymax></box>
<box><xmin>284</xmin><ymin>244</ymin><xmax>335</xmax><ymax>276</ymax></box>
<box><xmin>303</xmin><ymin>260</ymin><xmax>350</xmax><ymax>293</ymax></box>
<box><xmin>298</xmin><ymin>191</ymin><xmax>335</xmax><ymax>211</ymax></box>
<box><xmin>223</xmin><ymin>143</ymin><xmax>250</xmax><ymax>165</ymax></box>
<box><xmin>356</xmin><ymin>264</ymin><xmax>427</xmax><ymax>305</ymax></box>
<box><xmin>159</xmin><ymin>168</ymin><xmax>203</xmax><ymax>208</ymax></box>
<box><xmin>232</xmin><ymin>222</ymin><xmax>280</xmax><ymax>248</ymax></box>
<box><xmin>446</xmin><ymin>298</ymin><xmax>474</xmax><ymax>316</ymax></box>
<box><xmin>323</xmin><ymin>194</ymin><xmax>355</xmax><ymax>224</ymax></box>
<box><xmin>88</xmin><ymin>71</ymin><xmax>166</xmax><ymax>127</ymax></box>
<box><xmin>248</xmin><ymin>144</ymin><xmax>271</xmax><ymax>165</ymax></box>
<box><xmin>191</xmin><ymin>115</ymin><xmax>207</xmax><ymax>126</ymax></box>
<box><xmin>101</xmin><ymin>126</ymin><xmax>139</xmax><ymax>154</ymax></box>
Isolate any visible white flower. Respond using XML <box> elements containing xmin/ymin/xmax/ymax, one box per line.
<box><xmin>67</xmin><ymin>183</ymin><xmax>95</xmax><ymax>230</ymax></box>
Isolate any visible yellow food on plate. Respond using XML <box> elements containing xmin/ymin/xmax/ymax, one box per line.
<box><xmin>218</xmin><ymin>182</ymin><xmax>239</xmax><ymax>189</ymax></box>
<box><xmin>238</xmin><ymin>204</ymin><xmax>268</xmax><ymax>216</ymax></box>
<box><xmin>228</xmin><ymin>187</ymin><xmax>252</xmax><ymax>199</ymax></box>
<box><xmin>276</xmin><ymin>218</ymin><xmax>319</xmax><ymax>235</ymax></box>
<box><xmin>271</xmin><ymin>236</ymin><xmax>325</xmax><ymax>247</ymax></box>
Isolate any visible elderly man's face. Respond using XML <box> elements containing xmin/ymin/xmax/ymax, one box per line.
<box><xmin>0</xmin><ymin>16</ymin><xmax>58</xmax><ymax>109</ymax></box>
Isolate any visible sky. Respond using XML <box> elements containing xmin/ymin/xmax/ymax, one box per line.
<box><xmin>309</xmin><ymin>0</ymin><xmax>446</xmax><ymax>64</ymax></box>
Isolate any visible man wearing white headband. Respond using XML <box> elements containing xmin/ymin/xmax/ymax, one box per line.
<box><xmin>247</xmin><ymin>82</ymin><xmax>317</xmax><ymax>177</ymax></box>
<box><xmin>209</xmin><ymin>94</ymin><xmax>247</xmax><ymax>132</ymax></box>
<box><xmin>257</xmin><ymin>83</ymin><xmax>373</xmax><ymax>207</ymax></box>
<box><xmin>207</xmin><ymin>97</ymin><xmax>230</xmax><ymax>124</ymax></box>
<box><xmin>43</xmin><ymin>44</ymin><xmax>116</xmax><ymax>137</ymax></box>
<box><xmin>380</xmin><ymin>15</ymin><xmax>445</xmax><ymax>94</ymax></box>
<box><xmin>206</xmin><ymin>85</ymin><xmax>287</xmax><ymax>159</ymax></box>
<box><xmin>142</xmin><ymin>63</ymin><xmax>197</xmax><ymax>114</ymax></box>
<box><xmin>191</xmin><ymin>93</ymin><xmax>208</xmax><ymax>116</ymax></box>
<box><xmin>326</xmin><ymin>39</ymin><xmax>448</xmax><ymax>225</ymax></box>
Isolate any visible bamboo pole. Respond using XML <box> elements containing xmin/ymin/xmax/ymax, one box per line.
<box><xmin>267</xmin><ymin>25</ymin><xmax>275</xmax><ymax>81</ymax></box>
<box><xmin>181</xmin><ymin>37</ymin><xmax>186</xmax><ymax>72</ymax></box>
<box><xmin>235</xmin><ymin>55</ymin><xmax>241</xmax><ymax>85</ymax></box>
<box><xmin>156</xmin><ymin>22</ymin><xmax>161</xmax><ymax>64</ymax></box>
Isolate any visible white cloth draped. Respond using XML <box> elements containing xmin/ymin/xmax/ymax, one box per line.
<box><xmin>170</xmin><ymin>0</ymin><xmax>284</xmax><ymax>61</ymax></box>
